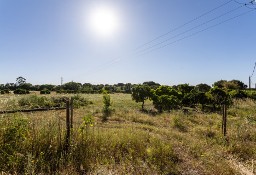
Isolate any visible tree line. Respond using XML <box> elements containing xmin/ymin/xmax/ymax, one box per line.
<box><xmin>131</xmin><ymin>80</ymin><xmax>255</xmax><ymax>113</ymax></box>
<box><xmin>1</xmin><ymin>76</ymin><xmax>255</xmax><ymax>111</ymax></box>
<box><xmin>0</xmin><ymin>76</ymin><xmax>135</xmax><ymax>94</ymax></box>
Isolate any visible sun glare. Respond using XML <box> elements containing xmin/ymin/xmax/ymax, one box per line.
<box><xmin>87</xmin><ymin>5</ymin><xmax>120</xmax><ymax>39</ymax></box>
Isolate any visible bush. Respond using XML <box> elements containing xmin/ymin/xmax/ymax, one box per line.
<box><xmin>71</xmin><ymin>95</ymin><xmax>92</xmax><ymax>108</ymax></box>
<box><xmin>102</xmin><ymin>91</ymin><xmax>112</xmax><ymax>121</ymax></box>
<box><xmin>0</xmin><ymin>89</ymin><xmax>10</xmax><ymax>94</ymax></box>
<box><xmin>40</xmin><ymin>89</ymin><xmax>51</xmax><ymax>94</ymax></box>
<box><xmin>14</xmin><ymin>89</ymin><xmax>29</xmax><ymax>94</ymax></box>
<box><xmin>18</xmin><ymin>95</ymin><xmax>54</xmax><ymax>109</ymax></box>
<box><xmin>229</xmin><ymin>90</ymin><xmax>247</xmax><ymax>99</ymax></box>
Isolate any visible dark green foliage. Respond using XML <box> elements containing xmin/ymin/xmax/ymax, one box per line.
<box><xmin>131</xmin><ymin>85</ymin><xmax>151</xmax><ymax>110</ymax></box>
<box><xmin>213</xmin><ymin>80</ymin><xmax>227</xmax><ymax>88</ymax></box>
<box><xmin>229</xmin><ymin>90</ymin><xmax>247</xmax><ymax>99</ymax></box>
<box><xmin>0</xmin><ymin>89</ymin><xmax>10</xmax><ymax>94</ymax></box>
<box><xmin>62</xmin><ymin>81</ymin><xmax>82</xmax><ymax>92</ymax></box>
<box><xmin>71</xmin><ymin>95</ymin><xmax>92</xmax><ymax>108</ymax></box>
<box><xmin>18</xmin><ymin>95</ymin><xmax>54</xmax><ymax>108</ymax></box>
<box><xmin>176</xmin><ymin>84</ymin><xmax>194</xmax><ymax>95</ymax></box>
<box><xmin>0</xmin><ymin>116</ymin><xmax>29</xmax><ymax>173</ymax></box>
<box><xmin>40</xmin><ymin>89</ymin><xmax>51</xmax><ymax>94</ymax></box>
<box><xmin>39</xmin><ymin>84</ymin><xmax>56</xmax><ymax>91</ymax></box>
<box><xmin>14</xmin><ymin>89</ymin><xmax>30</xmax><ymax>94</ymax></box>
<box><xmin>151</xmin><ymin>86</ymin><xmax>181</xmax><ymax>112</ymax></box>
<box><xmin>143</xmin><ymin>81</ymin><xmax>160</xmax><ymax>89</ymax></box>
<box><xmin>195</xmin><ymin>83</ymin><xmax>211</xmax><ymax>93</ymax></box>
<box><xmin>213</xmin><ymin>80</ymin><xmax>247</xmax><ymax>90</ymax></box>
<box><xmin>206</xmin><ymin>87</ymin><xmax>232</xmax><ymax>110</ymax></box>
<box><xmin>102</xmin><ymin>91</ymin><xmax>112</xmax><ymax>121</ymax></box>
<box><xmin>16</xmin><ymin>95</ymin><xmax>90</xmax><ymax>109</ymax></box>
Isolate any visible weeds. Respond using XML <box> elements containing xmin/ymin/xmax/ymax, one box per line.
<box><xmin>0</xmin><ymin>94</ymin><xmax>255</xmax><ymax>174</ymax></box>
<box><xmin>102</xmin><ymin>91</ymin><xmax>112</xmax><ymax>121</ymax></box>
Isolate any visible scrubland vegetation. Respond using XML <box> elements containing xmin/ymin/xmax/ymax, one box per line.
<box><xmin>0</xmin><ymin>90</ymin><xmax>255</xmax><ymax>174</ymax></box>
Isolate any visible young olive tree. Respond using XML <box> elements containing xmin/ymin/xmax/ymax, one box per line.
<box><xmin>131</xmin><ymin>85</ymin><xmax>151</xmax><ymax>110</ymax></box>
<box><xmin>151</xmin><ymin>86</ymin><xmax>181</xmax><ymax>112</ymax></box>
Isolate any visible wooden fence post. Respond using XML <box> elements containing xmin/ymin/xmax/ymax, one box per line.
<box><xmin>70</xmin><ymin>98</ymin><xmax>74</xmax><ymax>129</ymax></box>
<box><xmin>222</xmin><ymin>104</ymin><xmax>227</xmax><ymax>137</ymax></box>
<box><xmin>65</xmin><ymin>99</ymin><xmax>70</xmax><ymax>152</ymax></box>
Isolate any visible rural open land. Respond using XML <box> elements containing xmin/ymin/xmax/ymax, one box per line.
<box><xmin>1</xmin><ymin>0</ymin><xmax>256</xmax><ymax>174</ymax></box>
<box><xmin>0</xmin><ymin>93</ymin><xmax>255</xmax><ymax>175</ymax></box>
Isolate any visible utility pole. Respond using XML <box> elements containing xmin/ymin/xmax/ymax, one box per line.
<box><xmin>249</xmin><ymin>62</ymin><xmax>256</xmax><ymax>89</ymax></box>
<box><xmin>61</xmin><ymin>77</ymin><xmax>63</xmax><ymax>86</ymax></box>
<box><xmin>249</xmin><ymin>76</ymin><xmax>251</xmax><ymax>89</ymax></box>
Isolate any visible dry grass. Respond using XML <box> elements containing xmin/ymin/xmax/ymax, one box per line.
<box><xmin>0</xmin><ymin>94</ymin><xmax>255</xmax><ymax>174</ymax></box>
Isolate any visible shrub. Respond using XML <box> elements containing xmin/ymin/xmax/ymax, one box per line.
<box><xmin>71</xmin><ymin>95</ymin><xmax>91</xmax><ymax>108</ymax></box>
<box><xmin>14</xmin><ymin>89</ymin><xmax>30</xmax><ymax>94</ymax></box>
<box><xmin>229</xmin><ymin>90</ymin><xmax>247</xmax><ymax>99</ymax></box>
<box><xmin>102</xmin><ymin>91</ymin><xmax>112</xmax><ymax>121</ymax></box>
<box><xmin>40</xmin><ymin>89</ymin><xmax>51</xmax><ymax>94</ymax></box>
<box><xmin>0</xmin><ymin>89</ymin><xmax>10</xmax><ymax>94</ymax></box>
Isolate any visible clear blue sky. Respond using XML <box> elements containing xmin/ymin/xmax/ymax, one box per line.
<box><xmin>0</xmin><ymin>0</ymin><xmax>256</xmax><ymax>86</ymax></box>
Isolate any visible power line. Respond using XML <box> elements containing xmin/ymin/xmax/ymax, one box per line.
<box><xmin>135</xmin><ymin>8</ymin><xmax>256</xmax><ymax>57</ymax></box>
<box><xmin>233</xmin><ymin>0</ymin><xmax>256</xmax><ymax>9</ymax></box>
<box><xmin>251</xmin><ymin>62</ymin><xmax>256</xmax><ymax>77</ymax></box>
<box><xmin>135</xmin><ymin>0</ymin><xmax>234</xmax><ymax>51</ymax></box>
<box><xmin>135</xmin><ymin>4</ymin><xmax>245</xmax><ymax>55</ymax></box>
<box><xmin>73</xmin><ymin>1</ymin><xmax>256</xmax><ymax>80</ymax></box>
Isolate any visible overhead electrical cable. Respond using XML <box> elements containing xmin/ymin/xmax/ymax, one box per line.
<box><xmin>135</xmin><ymin>0</ymin><xmax>234</xmax><ymax>51</ymax></box>
<box><xmin>135</xmin><ymin>8</ymin><xmax>256</xmax><ymax>56</ymax></box>
<box><xmin>251</xmin><ymin>62</ymin><xmax>256</xmax><ymax>77</ymax></box>
<box><xmin>72</xmin><ymin>1</ymin><xmax>256</xmax><ymax>80</ymax></box>
<box><xmin>135</xmin><ymin>4</ymin><xmax>245</xmax><ymax>54</ymax></box>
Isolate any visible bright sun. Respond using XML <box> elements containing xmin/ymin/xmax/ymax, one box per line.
<box><xmin>87</xmin><ymin>5</ymin><xmax>120</xmax><ymax>39</ymax></box>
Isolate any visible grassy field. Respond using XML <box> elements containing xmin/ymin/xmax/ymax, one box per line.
<box><xmin>0</xmin><ymin>93</ymin><xmax>255</xmax><ymax>174</ymax></box>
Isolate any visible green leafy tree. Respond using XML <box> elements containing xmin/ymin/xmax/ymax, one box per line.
<box><xmin>176</xmin><ymin>84</ymin><xmax>194</xmax><ymax>95</ymax></box>
<box><xmin>62</xmin><ymin>81</ymin><xmax>82</xmax><ymax>92</ymax></box>
<box><xmin>16</xmin><ymin>76</ymin><xmax>26</xmax><ymax>86</ymax></box>
<box><xmin>102</xmin><ymin>90</ymin><xmax>112</xmax><ymax>121</ymax></box>
<box><xmin>131</xmin><ymin>85</ymin><xmax>151</xmax><ymax>110</ymax></box>
<box><xmin>151</xmin><ymin>86</ymin><xmax>181</xmax><ymax>112</ymax></box>
<box><xmin>143</xmin><ymin>81</ymin><xmax>160</xmax><ymax>89</ymax></box>
<box><xmin>195</xmin><ymin>83</ymin><xmax>211</xmax><ymax>93</ymax></box>
<box><xmin>213</xmin><ymin>80</ymin><xmax>227</xmax><ymax>89</ymax></box>
<box><xmin>207</xmin><ymin>87</ymin><xmax>231</xmax><ymax>110</ymax></box>
<box><xmin>229</xmin><ymin>80</ymin><xmax>247</xmax><ymax>90</ymax></box>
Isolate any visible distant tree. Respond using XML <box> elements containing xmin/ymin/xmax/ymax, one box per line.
<box><xmin>131</xmin><ymin>85</ymin><xmax>151</xmax><ymax>110</ymax></box>
<box><xmin>62</xmin><ymin>81</ymin><xmax>82</xmax><ymax>92</ymax></box>
<box><xmin>14</xmin><ymin>88</ymin><xmax>29</xmax><ymax>94</ymax></box>
<box><xmin>213</xmin><ymin>80</ymin><xmax>246</xmax><ymax>90</ymax></box>
<box><xmin>229</xmin><ymin>90</ymin><xmax>247</xmax><ymax>99</ymax></box>
<box><xmin>124</xmin><ymin>83</ymin><xmax>132</xmax><ymax>93</ymax></box>
<box><xmin>81</xmin><ymin>83</ymin><xmax>93</xmax><ymax>93</ymax></box>
<box><xmin>0</xmin><ymin>84</ymin><xmax>4</xmax><ymax>90</ymax></box>
<box><xmin>5</xmin><ymin>83</ymin><xmax>16</xmax><ymax>90</ymax></box>
<box><xmin>19</xmin><ymin>83</ymin><xmax>33</xmax><ymax>91</ymax></box>
<box><xmin>213</xmin><ymin>80</ymin><xmax>227</xmax><ymax>88</ymax></box>
<box><xmin>195</xmin><ymin>83</ymin><xmax>211</xmax><ymax>93</ymax></box>
<box><xmin>151</xmin><ymin>86</ymin><xmax>181</xmax><ymax>112</ymax></box>
<box><xmin>143</xmin><ymin>81</ymin><xmax>160</xmax><ymax>89</ymax></box>
<box><xmin>39</xmin><ymin>84</ymin><xmax>56</xmax><ymax>91</ymax></box>
<box><xmin>207</xmin><ymin>87</ymin><xmax>231</xmax><ymax>110</ymax></box>
<box><xmin>176</xmin><ymin>84</ymin><xmax>194</xmax><ymax>95</ymax></box>
<box><xmin>16</xmin><ymin>76</ymin><xmax>26</xmax><ymax>86</ymax></box>
<box><xmin>40</xmin><ymin>89</ymin><xmax>51</xmax><ymax>94</ymax></box>
<box><xmin>229</xmin><ymin>80</ymin><xmax>247</xmax><ymax>90</ymax></box>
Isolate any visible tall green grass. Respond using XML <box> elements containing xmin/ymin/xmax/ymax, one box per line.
<box><xmin>0</xmin><ymin>94</ymin><xmax>255</xmax><ymax>174</ymax></box>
